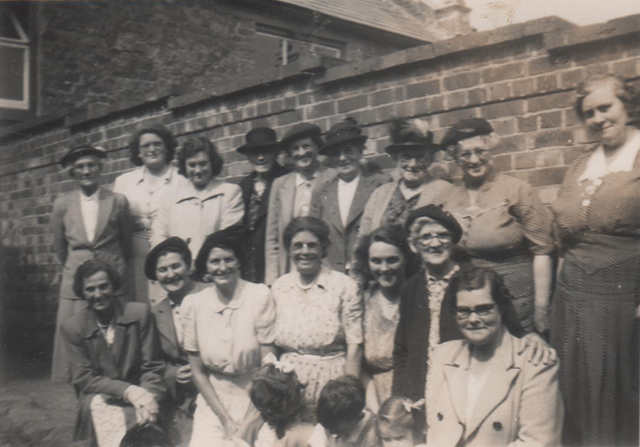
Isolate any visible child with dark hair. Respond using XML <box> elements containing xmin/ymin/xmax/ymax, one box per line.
<box><xmin>239</xmin><ymin>354</ymin><xmax>314</xmax><ymax>446</ymax></box>
<box><xmin>377</xmin><ymin>397</ymin><xmax>425</xmax><ymax>447</ymax></box>
<box><xmin>308</xmin><ymin>376</ymin><xmax>381</xmax><ymax>447</ymax></box>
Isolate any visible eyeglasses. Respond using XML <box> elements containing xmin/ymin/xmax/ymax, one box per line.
<box><xmin>455</xmin><ymin>304</ymin><xmax>496</xmax><ymax>319</ymax></box>
<box><xmin>291</xmin><ymin>242</ymin><xmax>322</xmax><ymax>252</ymax></box>
<box><xmin>414</xmin><ymin>232</ymin><xmax>452</xmax><ymax>245</ymax></box>
<box><xmin>458</xmin><ymin>148</ymin><xmax>489</xmax><ymax>160</ymax></box>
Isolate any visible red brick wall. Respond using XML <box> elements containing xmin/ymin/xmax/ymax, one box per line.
<box><xmin>1</xmin><ymin>15</ymin><xmax>639</xmax><ymax>356</ymax></box>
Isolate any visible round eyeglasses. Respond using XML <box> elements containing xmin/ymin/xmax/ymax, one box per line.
<box><xmin>454</xmin><ymin>304</ymin><xmax>496</xmax><ymax>319</ymax></box>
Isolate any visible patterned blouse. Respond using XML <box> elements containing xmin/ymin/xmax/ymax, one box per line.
<box><xmin>363</xmin><ymin>287</ymin><xmax>400</xmax><ymax>371</ymax></box>
<box><xmin>272</xmin><ymin>267</ymin><xmax>363</xmax><ymax>356</ymax></box>
<box><xmin>426</xmin><ymin>264</ymin><xmax>459</xmax><ymax>371</ymax></box>
<box><xmin>381</xmin><ymin>186</ymin><xmax>421</xmax><ymax>228</ymax></box>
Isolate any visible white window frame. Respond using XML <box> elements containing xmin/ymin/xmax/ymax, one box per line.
<box><xmin>256</xmin><ymin>29</ymin><xmax>342</xmax><ymax>66</ymax></box>
<box><xmin>0</xmin><ymin>12</ymin><xmax>30</xmax><ymax>110</ymax></box>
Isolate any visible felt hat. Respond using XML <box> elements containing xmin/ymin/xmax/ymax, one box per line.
<box><xmin>145</xmin><ymin>237</ymin><xmax>192</xmax><ymax>281</ymax></box>
<box><xmin>405</xmin><ymin>204</ymin><xmax>463</xmax><ymax>244</ymax></box>
<box><xmin>280</xmin><ymin>123</ymin><xmax>322</xmax><ymax>152</ymax></box>
<box><xmin>193</xmin><ymin>224</ymin><xmax>247</xmax><ymax>280</ymax></box>
<box><xmin>320</xmin><ymin>118</ymin><xmax>367</xmax><ymax>155</ymax></box>
<box><xmin>385</xmin><ymin>118</ymin><xmax>441</xmax><ymax>155</ymax></box>
<box><xmin>440</xmin><ymin>118</ymin><xmax>494</xmax><ymax>149</ymax></box>
<box><xmin>236</xmin><ymin>127</ymin><xmax>279</xmax><ymax>155</ymax></box>
<box><xmin>60</xmin><ymin>145</ymin><xmax>107</xmax><ymax>168</ymax></box>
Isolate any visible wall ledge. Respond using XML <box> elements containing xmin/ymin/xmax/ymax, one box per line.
<box><xmin>545</xmin><ymin>14</ymin><xmax>640</xmax><ymax>50</ymax></box>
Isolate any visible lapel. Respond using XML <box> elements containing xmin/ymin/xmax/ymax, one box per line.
<box><xmin>110</xmin><ymin>302</ymin><xmax>138</xmax><ymax>368</ymax></box>
<box><xmin>68</xmin><ymin>191</ymin><xmax>90</xmax><ymax>245</ymax></box>
<box><xmin>323</xmin><ymin>179</ymin><xmax>345</xmax><ymax>234</ymax></box>
<box><xmin>153</xmin><ymin>298</ymin><xmax>180</xmax><ymax>357</ymax></box>
<box><xmin>443</xmin><ymin>342</ymin><xmax>470</xmax><ymax>427</ymax></box>
<box><xmin>78</xmin><ymin>307</ymin><xmax>120</xmax><ymax>378</ymax></box>
<box><xmin>93</xmin><ymin>188</ymin><xmax>114</xmax><ymax>245</ymax></box>
<box><xmin>280</xmin><ymin>173</ymin><xmax>297</xmax><ymax>221</ymax></box>
<box><xmin>345</xmin><ymin>173</ymin><xmax>379</xmax><ymax>228</ymax></box>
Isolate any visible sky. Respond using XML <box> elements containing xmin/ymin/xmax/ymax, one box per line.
<box><xmin>465</xmin><ymin>0</ymin><xmax>640</xmax><ymax>31</ymax></box>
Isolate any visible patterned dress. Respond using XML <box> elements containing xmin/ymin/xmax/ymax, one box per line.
<box><xmin>551</xmin><ymin>134</ymin><xmax>640</xmax><ymax>446</ymax></box>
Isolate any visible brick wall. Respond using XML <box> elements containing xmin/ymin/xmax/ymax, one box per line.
<box><xmin>1</xmin><ymin>14</ymin><xmax>639</xmax><ymax>358</ymax></box>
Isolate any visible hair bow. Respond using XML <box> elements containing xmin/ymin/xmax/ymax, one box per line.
<box><xmin>403</xmin><ymin>398</ymin><xmax>425</xmax><ymax>413</ymax></box>
<box><xmin>261</xmin><ymin>352</ymin><xmax>294</xmax><ymax>374</ymax></box>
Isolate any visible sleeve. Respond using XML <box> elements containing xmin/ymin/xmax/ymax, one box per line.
<box><xmin>357</xmin><ymin>188</ymin><xmax>378</xmax><ymax>240</ymax></box>
<box><xmin>341</xmin><ymin>275</ymin><xmax>364</xmax><ymax>345</ymax></box>
<box><xmin>181</xmin><ymin>295</ymin><xmax>199</xmax><ymax>353</ymax></box>
<box><xmin>510</xmin><ymin>182</ymin><xmax>554</xmax><ymax>256</ymax></box>
<box><xmin>61</xmin><ymin>320</ymin><xmax>132</xmax><ymax>398</ymax></box>
<box><xmin>150</xmin><ymin>194</ymin><xmax>172</xmax><ymax>249</ymax></box>
<box><xmin>254</xmin><ymin>286</ymin><xmax>277</xmax><ymax>345</ymax></box>
<box><xmin>116</xmin><ymin>194</ymin><xmax>134</xmax><ymax>261</ymax></box>
<box><xmin>51</xmin><ymin>197</ymin><xmax>68</xmax><ymax>265</ymax></box>
<box><xmin>219</xmin><ymin>184</ymin><xmax>245</xmax><ymax>230</ymax></box>
<box><xmin>507</xmin><ymin>361</ymin><xmax>564</xmax><ymax>447</ymax></box>
<box><xmin>112</xmin><ymin>173</ymin><xmax>126</xmax><ymax>195</ymax></box>
<box><xmin>264</xmin><ymin>178</ymin><xmax>283</xmax><ymax>285</ymax></box>
<box><xmin>392</xmin><ymin>289</ymin><xmax>410</xmax><ymax>397</ymax></box>
<box><xmin>137</xmin><ymin>305</ymin><xmax>167</xmax><ymax>399</ymax></box>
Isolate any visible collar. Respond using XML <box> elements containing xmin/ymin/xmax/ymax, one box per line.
<box><xmin>135</xmin><ymin>165</ymin><xmax>175</xmax><ymax>185</ymax></box>
<box><xmin>208</xmin><ymin>280</ymin><xmax>246</xmax><ymax>313</ymax></box>
<box><xmin>444</xmin><ymin>328</ymin><xmax>515</xmax><ymax>372</ymax></box>
<box><xmin>177</xmin><ymin>178</ymin><xmax>226</xmax><ymax>201</ymax></box>
<box><xmin>78</xmin><ymin>301</ymin><xmax>137</xmax><ymax>339</ymax></box>
<box><xmin>295</xmin><ymin>172</ymin><xmax>316</xmax><ymax>187</ymax></box>
<box><xmin>79</xmin><ymin>188</ymin><xmax>100</xmax><ymax>202</ymax></box>
<box><xmin>426</xmin><ymin>263</ymin><xmax>460</xmax><ymax>284</ymax></box>
<box><xmin>578</xmin><ymin>128</ymin><xmax>640</xmax><ymax>182</ymax></box>
<box><xmin>337</xmin><ymin>173</ymin><xmax>361</xmax><ymax>188</ymax></box>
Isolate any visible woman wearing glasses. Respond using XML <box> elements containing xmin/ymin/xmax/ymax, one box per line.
<box><xmin>426</xmin><ymin>267</ymin><xmax>562</xmax><ymax>447</ymax></box>
<box><xmin>271</xmin><ymin>217</ymin><xmax>363</xmax><ymax>418</ymax></box>
<box><xmin>436</xmin><ymin>119</ymin><xmax>554</xmax><ymax>334</ymax></box>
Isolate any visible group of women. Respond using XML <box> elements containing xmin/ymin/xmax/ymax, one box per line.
<box><xmin>51</xmin><ymin>73</ymin><xmax>639</xmax><ymax>447</ymax></box>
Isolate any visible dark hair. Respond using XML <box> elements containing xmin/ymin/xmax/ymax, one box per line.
<box><xmin>73</xmin><ymin>260</ymin><xmax>122</xmax><ymax>299</ymax></box>
<box><xmin>378</xmin><ymin>396</ymin><xmax>425</xmax><ymax>443</ymax></box>
<box><xmin>317</xmin><ymin>375</ymin><xmax>365</xmax><ymax>431</ymax></box>
<box><xmin>283</xmin><ymin>216</ymin><xmax>331</xmax><ymax>257</ymax></box>
<box><xmin>574</xmin><ymin>74</ymin><xmax>640</xmax><ymax>124</ymax></box>
<box><xmin>445</xmin><ymin>267</ymin><xmax>524</xmax><ymax>337</ymax></box>
<box><xmin>177</xmin><ymin>137</ymin><xmax>224</xmax><ymax>178</ymax></box>
<box><xmin>193</xmin><ymin>225</ymin><xmax>246</xmax><ymax>281</ymax></box>
<box><xmin>351</xmin><ymin>225</ymin><xmax>411</xmax><ymax>292</ymax></box>
<box><xmin>250</xmin><ymin>365</ymin><xmax>306</xmax><ymax>439</ymax></box>
<box><xmin>128</xmin><ymin>125</ymin><xmax>177</xmax><ymax>167</ymax></box>
<box><xmin>284</xmin><ymin>134</ymin><xmax>324</xmax><ymax>154</ymax></box>
<box><xmin>120</xmin><ymin>424</ymin><xmax>171</xmax><ymax>447</ymax></box>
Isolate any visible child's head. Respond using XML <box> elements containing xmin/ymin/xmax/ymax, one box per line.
<box><xmin>317</xmin><ymin>375</ymin><xmax>366</xmax><ymax>438</ymax></box>
<box><xmin>378</xmin><ymin>397</ymin><xmax>425</xmax><ymax>447</ymax></box>
<box><xmin>250</xmin><ymin>364</ymin><xmax>305</xmax><ymax>439</ymax></box>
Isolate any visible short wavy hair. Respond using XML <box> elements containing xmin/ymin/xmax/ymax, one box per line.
<box><xmin>283</xmin><ymin>216</ymin><xmax>331</xmax><ymax>258</ymax></box>
<box><xmin>250</xmin><ymin>364</ymin><xmax>306</xmax><ymax>439</ymax></box>
<box><xmin>128</xmin><ymin>125</ymin><xmax>177</xmax><ymax>167</ymax></box>
<box><xmin>445</xmin><ymin>266</ymin><xmax>524</xmax><ymax>338</ymax></box>
<box><xmin>574</xmin><ymin>74</ymin><xmax>640</xmax><ymax>124</ymax></box>
<box><xmin>177</xmin><ymin>137</ymin><xmax>224</xmax><ymax>178</ymax></box>
<box><xmin>317</xmin><ymin>375</ymin><xmax>365</xmax><ymax>431</ymax></box>
<box><xmin>351</xmin><ymin>225</ymin><xmax>412</xmax><ymax>292</ymax></box>
<box><xmin>72</xmin><ymin>259</ymin><xmax>121</xmax><ymax>299</ymax></box>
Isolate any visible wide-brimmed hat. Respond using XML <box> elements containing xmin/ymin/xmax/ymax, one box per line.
<box><xmin>385</xmin><ymin>119</ymin><xmax>440</xmax><ymax>155</ymax></box>
<box><xmin>405</xmin><ymin>204</ymin><xmax>463</xmax><ymax>244</ymax></box>
<box><xmin>60</xmin><ymin>145</ymin><xmax>107</xmax><ymax>168</ymax></box>
<box><xmin>440</xmin><ymin>118</ymin><xmax>494</xmax><ymax>150</ymax></box>
<box><xmin>280</xmin><ymin>123</ymin><xmax>322</xmax><ymax>152</ymax></box>
<box><xmin>145</xmin><ymin>237</ymin><xmax>192</xmax><ymax>281</ymax></box>
<box><xmin>320</xmin><ymin>118</ymin><xmax>367</xmax><ymax>155</ymax></box>
<box><xmin>236</xmin><ymin>127</ymin><xmax>279</xmax><ymax>155</ymax></box>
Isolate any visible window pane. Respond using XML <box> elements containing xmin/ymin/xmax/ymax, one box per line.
<box><xmin>0</xmin><ymin>45</ymin><xmax>25</xmax><ymax>101</ymax></box>
<box><xmin>0</xmin><ymin>10</ymin><xmax>21</xmax><ymax>40</ymax></box>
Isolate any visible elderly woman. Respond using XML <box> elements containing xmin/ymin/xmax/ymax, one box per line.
<box><xmin>271</xmin><ymin>216</ymin><xmax>363</xmax><ymax>413</ymax></box>
<box><xmin>51</xmin><ymin>145</ymin><xmax>133</xmax><ymax>382</ymax></box>
<box><xmin>61</xmin><ymin>260</ymin><xmax>166</xmax><ymax>447</ymax></box>
<box><xmin>114</xmin><ymin>125</ymin><xmax>181</xmax><ymax>304</ymax></box>
<box><xmin>351</xmin><ymin>225</ymin><xmax>413</xmax><ymax>409</ymax></box>
<box><xmin>151</xmin><ymin>136</ymin><xmax>244</xmax><ymax>259</ymax></box>
<box><xmin>358</xmin><ymin>118</ymin><xmax>451</xmax><ymax>237</ymax></box>
<box><xmin>183</xmin><ymin>225</ymin><xmax>277</xmax><ymax>445</ymax></box>
<box><xmin>426</xmin><ymin>267</ymin><xmax>563</xmax><ymax>447</ymax></box>
<box><xmin>436</xmin><ymin>118</ymin><xmax>554</xmax><ymax>333</ymax></box>
<box><xmin>551</xmin><ymin>74</ymin><xmax>640</xmax><ymax>446</ymax></box>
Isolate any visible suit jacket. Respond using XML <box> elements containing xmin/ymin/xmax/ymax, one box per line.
<box><xmin>426</xmin><ymin>332</ymin><xmax>563</xmax><ymax>447</ymax></box>
<box><xmin>309</xmin><ymin>171</ymin><xmax>390</xmax><ymax>272</ymax></box>
<box><xmin>61</xmin><ymin>302</ymin><xmax>166</xmax><ymax>443</ymax></box>
<box><xmin>52</xmin><ymin>187</ymin><xmax>133</xmax><ymax>299</ymax></box>
<box><xmin>264</xmin><ymin>166</ymin><xmax>336</xmax><ymax>285</ymax></box>
<box><xmin>239</xmin><ymin>163</ymin><xmax>290</xmax><ymax>283</ymax></box>
<box><xmin>358</xmin><ymin>178</ymin><xmax>452</xmax><ymax>239</ymax></box>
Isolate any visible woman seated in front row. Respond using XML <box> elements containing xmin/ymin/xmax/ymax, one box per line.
<box><xmin>426</xmin><ymin>267</ymin><xmax>563</xmax><ymax>447</ymax></box>
<box><xmin>61</xmin><ymin>259</ymin><xmax>166</xmax><ymax>447</ymax></box>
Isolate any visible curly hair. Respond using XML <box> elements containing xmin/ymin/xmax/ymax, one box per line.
<box><xmin>574</xmin><ymin>74</ymin><xmax>640</xmax><ymax>125</ymax></box>
<box><xmin>177</xmin><ymin>137</ymin><xmax>224</xmax><ymax>178</ymax></box>
<box><xmin>378</xmin><ymin>396</ymin><xmax>425</xmax><ymax>443</ymax></box>
<box><xmin>128</xmin><ymin>125</ymin><xmax>177</xmax><ymax>167</ymax></box>
<box><xmin>351</xmin><ymin>225</ymin><xmax>411</xmax><ymax>292</ymax></box>
<box><xmin>72</xmin><ymin>260</ymin><xmax>122</xmax><ymax>299</ymax></box>
<box><xmin>317</xmin><ymin>375</ymin><xmax>365</xmax><ymax>431</ymax></box>
<box><xmin>283</xmin><ymin>216</ymin><xmax>331</xmax><ymax>257</ymax></box>
<box><xmin>445</xmin><ymin>266</ymin><xmax>524</xmax><ymax>338</ymax></box>
<box><xmin>250</xmin><ymin>364</ymin><xmax>306</xmax><ymax>439</ymax></box>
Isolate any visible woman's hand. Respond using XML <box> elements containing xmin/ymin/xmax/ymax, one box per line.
<box><xmin>517</xmin><ymin>332</ymin><xmax>557</xmax><ymax>366</ymax></box>
<box><xmin>124</xmin><ymin>385</ymin><xmax>159</xmax><ymax>425</ymax></box>
<box><xmin>175</xmin><ymin>364</ymin><xmax>192</xmax><ymax>385</ymax></box>
<box><xmin>221</xmin><ymin>417</ymin><xmax>239</xmax><ymax>440</ymax></box>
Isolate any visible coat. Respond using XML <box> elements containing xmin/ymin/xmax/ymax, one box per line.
<box><xmin>426</xmin><ymin>332</ymin><xmax>563</xmax><ymax>447</ymax></box>
<box><xmin>52</xmin><ymin>187</ymin><xmax>133</xmax><ymax>299</ymax></box>
<box><xmin>264</xmin><ymin>166</ymin><xmax>336</xmax><ymax>285</ymax></box>
<box><xmin>358</xmin><ymin>178</ymin><xmax>452</xmax><ymax>238</ymax></box>
<box><xmin>309</xmin><ymin>171</ymin><xmax>390</xmax><ymax>272</ymax></box>
<box><xmin>61</xmin><ymin>302</ymin><xmax>166</xmax><ymax>445</ymax></box>
<box><xmin>239</xmin><ymin>163</ymin><xmax>290</xmax><ymax>283</ymax></box>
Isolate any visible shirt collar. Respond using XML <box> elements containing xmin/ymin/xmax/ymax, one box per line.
<box><xmin>426</xmin><ymin>263</ymin><xmax>460</xmax><ymax>284</ymax></box>
<box><xmin>208</xmin><ymin>280</ymin><xmax>246</xmax><ymax>313</ymax></box>
<box><xmin>295</xmin><ymin>172</ymin><xmax>316</xmax><ymax>187</ymax></box>
<box><xmin>136</xmin><ymin>165</ymin><xmax>175</xmax><ymax>185</ymax></box>
<box><xmin>578</xmin><ymin>129</ymin><xmax>640</xmax><ymax>182</ymax></box>
<box><xmin>338</xmin><ymin>173</ymin><xmax>361</xmax><ymax>188</ymax></box>
<box><xmin>79</xmin><ymin>189</ymin><xmax>100</xmax><ymax>202</ymax></box>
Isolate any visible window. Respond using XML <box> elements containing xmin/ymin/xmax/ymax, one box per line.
<box><xmin>0</xmin><ymin>4</ymin><xmax>30</xmax><ymax>111</ymax></box>
<box><xmin>255</xmin><ymin>24</ymin><xmax>343</xmax><ymax>69</ymax></box>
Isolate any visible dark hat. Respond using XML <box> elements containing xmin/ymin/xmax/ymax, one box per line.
<box><xmin>280</xmin><ymin>123</ymin><xmax>322</xmax><ymax>151</ymax></box>
<box><xmin>145</xmin><ymin>237</ymin><xmax>192</xmax><ymax>281</ymax></box>
<box><xmin>405</xmin><ymin>205</ymin><xmax>463</xmax><ymax>244</ymax></box>
<box><xmin>385</xmin><ymin>118</ymin><xmax>440</xmax><ymax>155</ymax></box>
<box><xmin>236</xmin><ymin>127</ymin><xmax>279</xmax><ymax>155</ymax></box>
<box><xmin>440</xmin><ymin>118</ymin><xmax>494</xmax><ymax>149</ymax></box>
<box><xmin>194</xmin><ymin>224</ymin><xmax>247</xmax><ymax>280</ymax></box>
<box><xmin>60</xmin><ymin>145</ymin><xmax>107</xmax><ymax>168</ymax></box>
<box><xmin>320</xmin><ymin>117</ymin><xmax>367</xmax><ymax>155</ymax></box>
